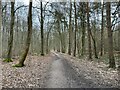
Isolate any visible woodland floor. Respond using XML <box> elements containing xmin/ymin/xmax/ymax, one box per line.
<box><xmin>1</xmin><ymin>52</ymin><xmax>119</xmax><ymax>88</ymax></box>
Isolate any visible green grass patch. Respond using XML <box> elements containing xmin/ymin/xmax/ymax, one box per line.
<box><xmin>12</xmin><ymin>64</ymin><xmax>24</xmax><ymax>67</ymax></box>
<box><xmin>3</xmin><ymin>58</ymin><xmax>13</xmax><ymax>62</ymax></box>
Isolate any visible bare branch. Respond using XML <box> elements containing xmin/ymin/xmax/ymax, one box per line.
<box><xmin>2</xmin><ymin>4</ymin><xmax>7</xmax><ymax>12</ymax></box>
<box><xmin>14</xmin><ymin>5</ymin><xmax>28</xmax><ymax>13</ymax></box>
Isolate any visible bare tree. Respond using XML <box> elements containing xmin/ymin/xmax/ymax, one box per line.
<box><xmin>14</xmin><ymin>0</ymin><xmax>32</xmax><ymax>67</ymax></box>
<box><xmin>106</xmin><ymin>2</ymin><xmax>116</xmax><ymax>68</ymax></box>
<box><xmin>41</xmin><ymin>2</ymin><xmax>44</xmax><ymax>56</ymax></box>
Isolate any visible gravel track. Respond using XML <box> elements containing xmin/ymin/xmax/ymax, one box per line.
<box><xmin>44</xmin><ymin>52</ymin><xmax>119</xmax><ymax>88</ymax></box>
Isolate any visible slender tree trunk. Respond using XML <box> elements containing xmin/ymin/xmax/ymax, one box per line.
<box><xmin>63</xmin><ymin>18</ymin><xmax>66</xmax><ymax>53</ymax></box>
<box><xmin>90</xmin><ymin>31</ymin><xmax>98</xmax><ymax>59</ymax></box>
<box><xmin>61</xmin><ymin>36</ymin><xmax>65</xmax><ymax>53</ymax></box>
<box><xmin>46</xmin><ymin>25</ymin><xmax>52</xmax><ymax>54</ymax></box>
<box><xmin>6</xmin><ymin>1</ymin><xmax>15</xmax><ymax>61</ymax></box>
<box><xmin>57</xmin><ymin>21</ymin><xmax>63</xmax><ymax>53</ymax></box>
<box><xmin>81</xmin><ymin>2</ymin><xmax>86</xmax><ymax>56</ymax></box>
<box><xmin>41</xmin><ymin>2</ymin><xmax>44</xmax><ymax>56</ymax></box>
<box><xmin>106</xmin><ymin>2</ymin><xmax>115</xmax><ymax>68</ymax></box>
<box><xmin>118</xmin><ymin>27</ymin><xmax>120</xmax><ymax>69</ymax></box>
<box><xmin>15</xmin><ymin>14</ymin><xmax>19</xmax><ymax>56</ymax></box>
<box><xmin>73</xmin><ymin>1</ymin><xmax>77</xmax><ymax>57</ymax></box>
<box><xmin>100</xmin><ymin>3</ymin><xmax>104</xmax><ymax>56</ymax></box>
<box><xmin>118</xmin><ymin>30</ymin><xmax>120</xmax><ymax>51</ymax></box>
<box><xmin>87</xmin><ymin>2</ymin><xmax>92</xmax><ymax>60</ymax></box>
<box><xmin>46</xmin><ymin>33</ymin><xmax>49</xmax><ymax>54</ymax></box>
<box><xmin>93</xmin><ymin>38</ymin><xmax>98</xmax><ymax>59</ymax></box>
<box><xmin>17</xmin><ymin>0</ymin><xmax>32</xmax><ymax>67</ymax></box>
<box><xmin>91</xmin><ymin>12</ymin><xmax>98</xmax><ymax>59</ymax></box>
<box><xmin>0</xmin><ymin>2</ymin><xmax>2</xmax><ymax>88</ymax></box>
<box><xmin>21</xmin><ymin>20</ymin><xmax>25</xmax><ymax>48</ymax></box>
<box><xmin>76</xmin><ymin>19</ymin><xmax>80</xmax><ymax>57</ymax></box>
<box><xmin>68</xmin><ymin>1</ymin><xmax>72</xmax><ymax>55</ymax></box>
<box><xmin>0</xmin><ymin>1</ymin><xmax>2</xmax><ymax>57</ymax></box>
<box><xmin>77</xmin><ymin>29</ymin><xmax>80</xmax><ymax>58</ymax></box>
<box><xmin>2</xmin><ymin>3</ymin><xmax>7</xmax><ymax>58</ymax></box>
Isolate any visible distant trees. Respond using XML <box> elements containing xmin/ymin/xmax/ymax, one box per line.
<box><xmin>1</xmin><ymin>1</ymin><xmax>119</xmax><ymax>68</ymax></box>
<box><xmin>106</xmin><ymin>2</ymin><xmax>116</xmax><ymax>68</ymax></box>
<box><xmin>46</xmin><ymin>23</ymin><xmax>53</xmax><ymax>54</ymax></box>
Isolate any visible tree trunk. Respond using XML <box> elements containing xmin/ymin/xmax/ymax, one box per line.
<box><xmin>81</xmin><ymin>2</ymin><xmax>86</xmax><ymax>56</ymax></box>
<box><xmin>17</xmin><ymin>0</ymin><xmax>32</xmax><ymax>67</ymax></box>
<box><xmin>91</xmin><ymin>11</ymin><xmax>98</xmax><ymax>59</ymax></box>
<box><xmin>62</xmin><ymin>18</ymin><xmax>66</xmax><ymax>53</ymax></box>
<box><xmin>68</xmin><ymin>1</ymin><xmax>72</xmax><ymax>55</ymax></box>
<box><xmin>6</xmin><ymin>1</ymin><xmax>15</xmax><ymax>62</ymax></box>
<box><xmin>2</xmin><ymin>3</ymin><xmax>7</xmax><ymax>58</ymax></box>
<box><xmin>46</xmin><ymin>33</ymin><xmax>49</xmax><ymax>54</ymax></box>
<box><xmin>46</xmin><ymin>25</ymin><xmax>52</xmax><ymax>54</ymax></box>
<box><xmin>57</xmin><ymin>21</ymin><xmax>63</xmax><ymax>53</ymax></box>
<box><xmin>118</xmin><ymin>27</ymin><xmax>120</xmax><ymax>69</ymax></box>
<box><xmin>41</xmin><ymin>2</ymin><xmax>44</xmax><ymax>56</ymax></box>
<box><xmin>106</xmin><ymin>2</ymin><xmax>116</xmax><ymax>68</ymax></box>
<box><xmin>73</xmin><ymin>1</ymin><xmax>77</xmax><ymax>57</ymax></box>
<box><xmin>118</xmin><ymin>30</ymin><xmax>120</xmax><ymax>51</ymax></box>
<box><xmin>87</xmin><ymin>2</ymin><xmax>92</xmax><ymax>60</ymax></box>
<box><xmin>100</xmin><ymin>3</ymin><xmax>104</xmax><ymax>56</ymax></box>
<box><xmin>61</xmin><ymin>35</ymin><xmax>65</xmax><ymax>53</ymax></box>
<box><xmin>15</xmin><ymin>14</ymin><xmax>19</xmax><ymax>56</ymax></box>
<box><xmin>0</xmin><ymin>1</ymin><xmax>2</xmax><ymax>57</ymax></box>
<box><xmin>90</xmin><ymin>30</ymin><xmax>98</xmax><ymax>59</ymax></box>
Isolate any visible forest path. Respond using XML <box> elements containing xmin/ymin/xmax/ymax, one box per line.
<box><xmin>2</xmin><ymin>52</ymin><xmax>118</xmax><ymax>88</ymax></box>
<box><xmin>44</xmin><ymin>52</ymin><xmax>119</xmax><ymax>88</ymax></box>
<box><xmin>45</xmin><ymin>52</ymin><xmax>94</xmax><ymax>88</ymax></box>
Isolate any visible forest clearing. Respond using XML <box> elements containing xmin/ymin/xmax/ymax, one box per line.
<box><xmin>0</xmin><ymin>0</ymin><xmax>120</xmax><ymax>89</ymax></box>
